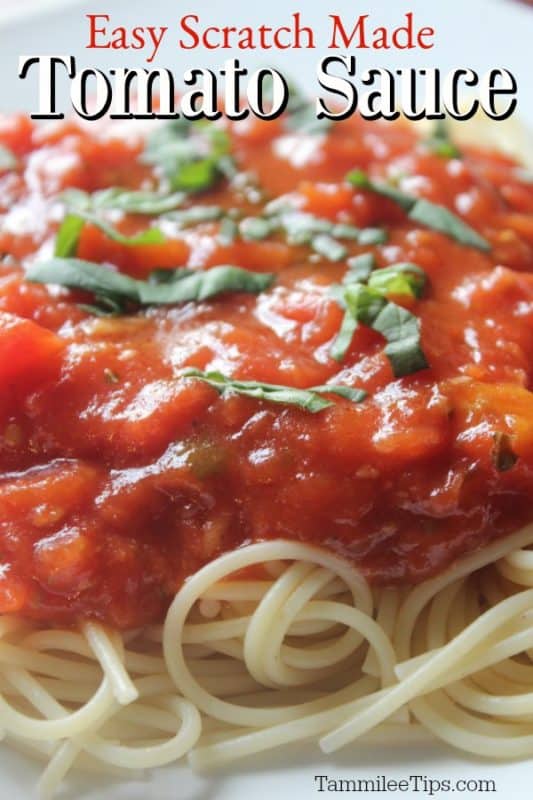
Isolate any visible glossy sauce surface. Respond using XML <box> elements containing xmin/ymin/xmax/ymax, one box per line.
<box><xmin>1</xmin><ymin>113</ymin><xmax>533</xmax><ymax>627</ymax></box>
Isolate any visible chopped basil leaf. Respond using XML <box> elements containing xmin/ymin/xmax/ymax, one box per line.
<box><xmin>27</xmin><ymin>259</ymin><xmax>275</xmax><ymax>312</ymax></box>
<box><xmin>371</xmin><ymin>302</ymin><xmax>428</xmax><ymax>377</ymax></box>
<box><xmin>492</xmin><ymin>432</ymin><xmax>518</xmax><ymax>472</ymax></box>
<box><xmin>142</xmin><ymin>120</ymin><xmax>235</xmax><ymax>193</ymax></box>
<box><xmin>329</xmin><ymin>282</ymin><xmax>349</xmax><ymax>309</ymax></box>
<box><xmin>282</xmin><ymin>82</ymin><xmax>333</xmax><ymax>136</ymax></box>
<box><xmin>345</xmin><ymin>283</ymin><xmax>387</xmax><ymax>326</ymax></box>
<box><xmin>346</xmin><ymin>169</ymin><xmax>490</xmax><ymax>251</ymax></box>
<box><xmin>331</xmin><ymin>223</ymin><xmax>361</xmax><ymax>240</ymax></box>
<box><xmin>182</xmin><ymin>368</ymin><xmax>365</xmax><ymax>413</ymax></box>
<box><xmin>55</xmin><ymin>214</ymin><xmax>85</xmax><ymax>257</ymax></box>
<box><xmin>239</xmin><ymin>217</ymin><xmax>274</xmax><ymax>241</ymax></box>
<box><xmin>279</xmin><ymin>212</ymin><xmax>332</xmax><ymax>244</ymax></box>
<box><xmin>344</xmin><ymin>253</ymin><xmax>375</xmax><ymax>283</ymax></box>
<box><xmin>330</xmin><ymin>309</ymin><xmax>359</xmax><ymax>362</ymax></box>
<box><xmin>54</xmin><ymin>211</ymin><xmax>164</xmax><ymax>257</ymax></box>
<box><xmin>236</xmin><ymin>210</ymin><xmax>382</xmax><ymax>253</ymax></box>
<box><xmin>309</xmin><ymin>384</ymin><xmax>367</xmax><ymax>403</ymax></box>
<box><xmin>408</xmin><ymin>199</ymin><xmax>490</xmax><ymax>251</ymax></box>
<box><xmin>56</xmin><ymin>190</ymin><xmax>167</xmax><ymax>255</ymax></box>
<box><xmin>78</xmin><ymin>211</ymin><xmax>165</xmax><ymax>246</ymax></box>
<box><xmin>78</xmin><ymin>297</ymin><xmax>127</xmax><ymax>317</ymax></box>
<box><xmin>139</xmin><ymin>266</ymin><xmax>274</xmax><ymax>304</ymax></box>
<box><xmin>61</xmin><ymin>188</ymin><xmax>186</xmax><ymax>216</ymax></box>
<box><xmin>165</xmin><ymin>205</ymin><xmax>224</xmax><ymax>227</ymax></box>
<box><xmin>218</xmin><ymin>218</ymin><xmax>238</xmax><ymax>244</ymax></box>
<box><xmin>27</xmin><ymin>258</ymin><xmax>140</xmax><ymax>300</ymax></box>
<box><xmin>286</xmin><ymin>104</ymin><xmax>333</xmax><ymax>136</ymax></box>
<box><xmin>382</xmin><ymin>335</ymin><xmax>428</xmax><ymax>377</ymax></box>
<box><xmin>311</xmin><ymin>234</ymin><xmax>347</xmax><ymax>262</ymax></box>
<box><xmin>358</xmin><ymin>227</ymin><xmax>388</xmax><ymax>246</ymax></box>
<box><xmin>148</xmin><ymin>267</ymin><xmax>193</xmax><ymax>284</ymax></box>
<box><xmin>0</xmin><ymin>145</ymin><xmax>18</xmax><ymax>171</ymax></box>
<box><xmin>424</xmin><ymin>120</ymin><xmax>461</xmax><ymax>159</ymax></box>
<box><xmin>330</xmin><ymin>256</ymin><xmax>429</xmax><ymax>375</ymax></box>
<box><xmin>94</xmin><ymin>188</ymin><xmax>186</xmax><ymax>215</ymax></box>
<box><xmin>171</xmin><ymin>159</ymin><xmax>220</xmax><ymax>192</ymax></box>
<box><xmin>347</xmin><ymin>169</ymin><xmax>415</xmax><ymax>212</ymax></box>
<box><xmin>59</xmin><ymin>189</ymin><xmax>91</xmax><ymax>211</ymax></box>
<box><xmin>368</xmin><ymin>262</ymin><xmax>426</xmax><ymax>298</ymax></box>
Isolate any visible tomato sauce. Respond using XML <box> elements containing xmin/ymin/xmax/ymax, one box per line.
<box><xmin>1</xmin><ymin>113</ymin><xmax>533</xmax><ymax>628</ymax></box>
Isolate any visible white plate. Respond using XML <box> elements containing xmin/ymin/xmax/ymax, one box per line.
<box><xmin>0</xmin><ymin>0</ymin><xmax>532</xmax><ymax>797</ymax></box>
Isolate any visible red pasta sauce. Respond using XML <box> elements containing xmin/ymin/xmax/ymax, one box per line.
<box><xmin>0</xmin><ymin>112</ymin><xmax>532</xmax><ymax>628</ymax></box>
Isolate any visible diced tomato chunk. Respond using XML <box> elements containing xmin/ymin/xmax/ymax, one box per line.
<box><xmin>0</xmin><ymin>113</ymin><xmax>34</xmax><ymax>156</ymax></box>
<box><xmin>76</xmin><ymin>225</ymin><xmax>190</xmax><ymax>275</ymax></box>
<box><xmin>298</xmin><ymin>181</ymin><xmax>355</xmax><ymax>218</ymax></box>
<box><xmin>0</xmin><ymin>312</ymin><xmax>65</xmax><ymax>396</ymax></box>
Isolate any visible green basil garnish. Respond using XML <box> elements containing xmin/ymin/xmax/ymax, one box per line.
<box><xmin>237</xmin><ymin>209</ymin><xmax>387</xmax><ymax>258</ymax></box>
<box><xmin>371</xmin><ymin>302</ymin><xmax>428</xmax><ymax>377</ymax></box>
<box><xmin>285</xmin><ymin>85</ymin><xmax>333</xmax><ymax>136</ymax></box>
<box><xmin>344</xmin><ymin>254</ymin><xmax>375</xmax><ymax>283</ymax></box>
<box><xmin>61</xmin><ymin>187</ymin><xmax>186</xmax><ymax>216</ymax></box>
<box><xmin>54</xmin><ymin>211</ymin><xmax>164</xmax><ymax>258</ymax></box>
<box><xmin>330</xmin><ymin>258</ymin><xmax>429</xmax><ymax>377</ymax></box>
<box><xmin>329</xmin><ymin>310</ymin><xmax>359</xmax><ymax>362</ymax></box>
<box><xmin>346</xmin><ymin>169</ymin><xmax>490</xmax><ymax>251</ymax></box>
<box><xmin>239</xmin><ymin>217</ymin><xmax>275</xmax><ymax>241</ymax></box>
<box><xmin>424</xmin><ymin>120</ymin><xmax>461</xmax><ymax>159</ymax></box>
<box><xmin>278</xmin><ymin>212</ymin><xmax>332</xmax><ymax>244</ymax></box>
<box><xmin>408</xmin><ymin>199</ymin><xmax>489</xmax><ymax>251</ymax></box>
<box><xmin>142</xmin><ymin>120</ymin><xmax>236</xmax><ymax>193</ymax></box>
<box><xmin>26</xmin><ymin>258</ymin><xmax>275</xmax><ymax>314</ymax></box>
<box><xmin>165</xmin><ymin>205</ymin><xmax>224</xmax><ymax>227</ymax></box>
<box><xmin>56</xmin><ymin>191</ymin><xmax>167</xmax><ymax>256</ymax></box>
<box><xmin>218</xmin><ymin>217</ymin><xmax>238</xmax><ymax>244</ymax></box>
<box><xmin>367</xmin><ymin>262</ymin><xmax>426</xmax><ymax>298</ymax></box>
<box><xmin>311</xmin><ymin>234</ymin><xmax>347</xmax><ymax>262</ymax></box>
<box><xmin>139</xmin><ymin>265</ymin><xmax>274</xmax><ymax>304</ymax></box>
<box><xmin>78</xmin><ymin>211</ymin><xmax>164</xmax><ymax>247</ymax></box>
<box><xmin>28</xmin><ymin>258</ymin><xmax>140</xmax><ymax>302</ymax></box>
<box><xmin>182</xmin><ymin>368</ymin><xmax>366</xmax><ymax>413</ymax></box>
<box><xmin>54</xmin><ymin>215</ymin><xmax>86</xmax><ymax>258</ymax></box>
<box><xmin>256</xmin><ymin>78</ymin><xmax>333</xmax><ymax>137</ymax></box>
<box><xmin>285</xmin><ymin>103</ymin><xmax>332</xmax><ymax>136</ymax></box>
<box><xmin>331</xmin><ymin>223</ymin><xmax>361</xmax><ymax>241</ymax></box>
<box><xmin>344</xmin><ymin>283</ymin><xmax>387</xmax><ymax>326</ymax></box>
<box><xmin>357</xmin><ymin>227</ymin><xmax>388</xmax><ymax>246</ymax></box>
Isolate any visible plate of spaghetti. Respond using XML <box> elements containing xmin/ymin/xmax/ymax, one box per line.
<box><xmin>1</xmin><ymin>20</ymin><xmax>533</xmax><ymax>796</ymax></box>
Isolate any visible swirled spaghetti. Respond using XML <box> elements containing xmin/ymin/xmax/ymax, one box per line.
<box><xmin>2</xmin><ymin>529</ymin><xmax>533</xmax><ymax>797</ymax></box>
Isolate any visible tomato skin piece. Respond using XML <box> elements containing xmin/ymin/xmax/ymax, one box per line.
<box><xmin>0</xmin><ymin>312</ymin><xmax>65</xmax><ymax>398</ymax></box>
